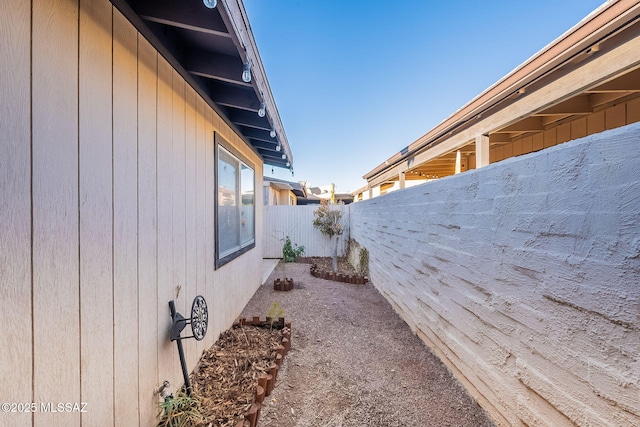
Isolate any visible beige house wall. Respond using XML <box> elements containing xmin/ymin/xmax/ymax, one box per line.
<box><xmin>0</xmin><ymin>1</ymin><xmax>264</xmax><ymax>425</ymax></box>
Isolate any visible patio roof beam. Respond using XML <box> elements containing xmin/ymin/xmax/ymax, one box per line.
<box><xmin>586</xmin><ymin>67</ymin><xmax>640</xmax><ymax>92</ymax></box>
<box><xmin>589</xmin><ymin>91</ymin><xmax>634</xmax><ymax>107</ymax></box>
<box><xmin>489</xmin><ymin>133</ymin><xmax>511</xmax><ymax>143</ymax></box>
<box><xmin>497</xmin><ymin>117</ymin><xmax>544</xmax><ymax>133</ymax></box>
<box><xmin>536</xmin><ymin>95</ymin><xmax>593</xmax><ymax>115</ymax></box>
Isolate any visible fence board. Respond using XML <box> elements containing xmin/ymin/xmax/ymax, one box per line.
<box><xmin>263</xmin><ymin>205</ymin><xmax>350</xmax><ymax>258</ymax></box>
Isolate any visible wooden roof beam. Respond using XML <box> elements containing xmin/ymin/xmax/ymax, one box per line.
<box><xmin>541</xmin><ymin>115</ymin><xmax>572</xmax><ymax>126</ymax></box>
<box><xmin>184</xmin><ymin>49</ymin><xmax>251</xmax><ymax>86</ymax></box>
<box><xmin>249</xmin><ymin>139</ymin><xmax>280</xmax><ymax>152</ymax></box>
<box><xmin>536</xmin><ymin>94</ymin><xmax>593</xmax><ymax>115</ymax></box>
<box><xmin>589</xmin><ymin>92</ymin><xmax>633</xmax><ymax>107</ymax></box>
<box><xmin>136</xmin><ymin>0</ymin><xmax>230</xmax><ymax>37</ymax></box>
<box><xmin>239</xmin><ymin>127</ymin><xmax>277</xmax><ymax>144</ymax></box>
<box><xmin>205</xmin><ymin>80</ymin><xmax>259</xmax><ymax>111</ymax></box>
<box><xmin>586</xmin><ymin>67</ymin><xmax>640</xmax><ymax>92</ymax></box>
<box><xmin>228</xmin><ymin>109</ymin><xmax>271</xmax><ymax>131</ymax></box>
<box><xmin>497</xmin><ymin>116</ymin><xmax>544</xmax><ymax>133</ymax></box>
<box><xmin>489</xmin><ymin>133</ymin><xmax>512</xmax><ymax>143</ymax></box>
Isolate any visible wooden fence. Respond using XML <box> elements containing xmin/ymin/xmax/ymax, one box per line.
<box><xmin>263</xmin><ymin>205</ymin><xmax>350</xmax><ymax>258</ymax></box>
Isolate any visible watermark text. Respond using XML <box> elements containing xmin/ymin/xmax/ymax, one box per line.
<box><xmin>1</xmin><ymin>402</ymin><xmax>88</xmax><ymax>413</ymax></box>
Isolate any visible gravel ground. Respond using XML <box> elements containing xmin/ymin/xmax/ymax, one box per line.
<box><xmin>239</xmin><ymin>262</ymin><xmax>496</xmax><ymax>427</ymax></box>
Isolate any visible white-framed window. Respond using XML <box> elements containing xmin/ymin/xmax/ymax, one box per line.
<box><xmin>215</xmin><ymin>134</ymin><xmax>255</xmax><ymax>268</ymax></box>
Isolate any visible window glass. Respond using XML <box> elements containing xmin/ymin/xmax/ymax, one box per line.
<box><xmin>240</xmin><ymin>165</ymin><xmax>254</xmax><ymax>246</ymax></box>
<box><xmin>216</xmin><ymin>142</ymin><xmax>255</xmax><ymax>267</ymax></box>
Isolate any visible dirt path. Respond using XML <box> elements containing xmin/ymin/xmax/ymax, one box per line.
<box><xmin>239</xmin><ymin>262</ymin><xmax>495</xmax><ymax>427</ymax></box>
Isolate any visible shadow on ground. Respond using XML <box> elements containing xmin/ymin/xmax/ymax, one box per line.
<box><xmin>240</xmin><ymin>262</ymin><xmax>495</xmax><ymax>427</ymax></box>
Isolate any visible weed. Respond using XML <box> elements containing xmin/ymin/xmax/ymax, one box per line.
<box><xmin>358</xmin><ymin>247</ymin><xmax>369</xmax><ymax>276</ymax></box>
<box><xmin>157</xmin><ymin>390</ymin><xmax>204</xmax><ymax>427</ymax></box>
<box><xmin>267</xmin><ymin>302</ymin><xmax>285</xmax><ymax>330</ymax></box>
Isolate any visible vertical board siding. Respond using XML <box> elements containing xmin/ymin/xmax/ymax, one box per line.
<box><xmin>136</xmin><ymin>34</ymin><xmax>159</xmax><ymax>427</ymax></box>
<box><xmin>171</xmin><ymin>70</ymin><xmax>187</xmax><ymax>383</ymax></box>
<box><xmin>204</xmin><ymin>105</ymin><xmax>218</xmax><ymax>344</ymax></box>
<box><xmin>2</xmin><ymin>0</ymin><xmax>265</xmax><ymax>424</ymax></box>
<box><xmin>263</xmin><ymin>205</ymin><xmax>350</xmax><ymax>258</ymax></box>
<box><xmin>184</xmin><ymin>85</ymin><xmax>198</xmax><ymax>368</ymax></box>
<box><xmin>0</xmin><ymin>0</ymin><xmax>31</xmax><ymax>426</ymax></box>
<box><xmin>32</xmin><ymin>0</ymin><xmax>81</xmax><ymax>426</ymax></box>
<box><xmin>156</xmin><ymin>55</ymin><xmax>178</xmax><ymax>391</ymax></box>
<box><xmin>79</xmin><ymin>1</ymin><xmax>114</xmax><ymax>424</ymax></box>
<box><xmin>195</xmin><ymin>96</ymin><xmax>207</xmax><ymax>357</ymax></box>
<box><xmin>349</xmin><ymin>124</ymin><xmax>640</xmax><ymax>426</ymax></box>
<box><xmin>113</xmin><ymin>9</ymin><xmax>139</xmax><ymax>425</ymax></box>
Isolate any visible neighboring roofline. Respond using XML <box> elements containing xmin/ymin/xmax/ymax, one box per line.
<box><xmin>351</xmin><ymin>185</ymin><xmax>368</xmax><ymax>197</ymax></box>
<box><xmin>363</xmin><ymin>0</ymin><xmax>640</xmax><ymax>182</ymax></box>
<box><xmin>264</xmin><ymin>176</ymin><xmax>306</xmax><ymax>197</ymax></box>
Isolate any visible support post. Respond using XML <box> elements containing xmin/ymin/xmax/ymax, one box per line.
<box><xmin>399</xmin><ymin>171</ymin><xmax>405</xmax><ymax>189</ymax></box>
<box><xmin>476</xmin><ymin>134</ymin><xmax>490</xmax><ymax>168</ymax></box>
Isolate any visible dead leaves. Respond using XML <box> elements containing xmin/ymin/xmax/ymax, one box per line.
<box><xmin>190</xmin><ymin>326</ymin><xmax>283</xmax><ymax>426</ymax></box>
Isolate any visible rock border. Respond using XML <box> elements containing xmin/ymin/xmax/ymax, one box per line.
<box><xmin>232</xmin><ymin>317</ymin><xmax>291</xmax><ymax>427</ymax></box>
<box><xmin>273</xmin><ymin>278</ymin><xmax>294</xmax><ymax>291</ymax></box>
<box><xmin>309</xmin><ymin>263</ymin><xmax>368</xmax><ymax>285</ymax></box>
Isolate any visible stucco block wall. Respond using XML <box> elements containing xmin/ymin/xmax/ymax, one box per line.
<box><xmin>350</xmin><ymin>124</ymin><xmax>640</xmax><ymax>426</ymax></box>
<box><xmin>0</xmin><ymin>1</ymin><xmax>264</xmax><ymax>425</ymax></box>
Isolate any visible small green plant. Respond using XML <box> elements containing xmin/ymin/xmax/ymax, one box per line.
<box><xmin>267</xmin><ymin>301</ymin><xmax>285</xmax><ymax>330</ymax></box>
<box><xmin>157</xmin><ymin>390</ymin><xmax>204</xmax><ymax>427</ymax></box>
<box><xmin>282</xmin><ymin>236</ymin><xmax>305</xmax><ymax>262</ymax></box>
<box><xmin>358</xmin><ymin>247</ymin><xmax>369</xmax><ymax>276</ymax></box>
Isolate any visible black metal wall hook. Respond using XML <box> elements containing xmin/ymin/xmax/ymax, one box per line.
<box><xmin>168</xmin><ymin>295</ymin><xmax>209</xmax><ymax>396</ymax></box>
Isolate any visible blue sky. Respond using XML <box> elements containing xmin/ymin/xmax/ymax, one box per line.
<box><xmin>244</xmin><ymin>0</ymin><xmax>605</xmax><ymax>193</ymax></box>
